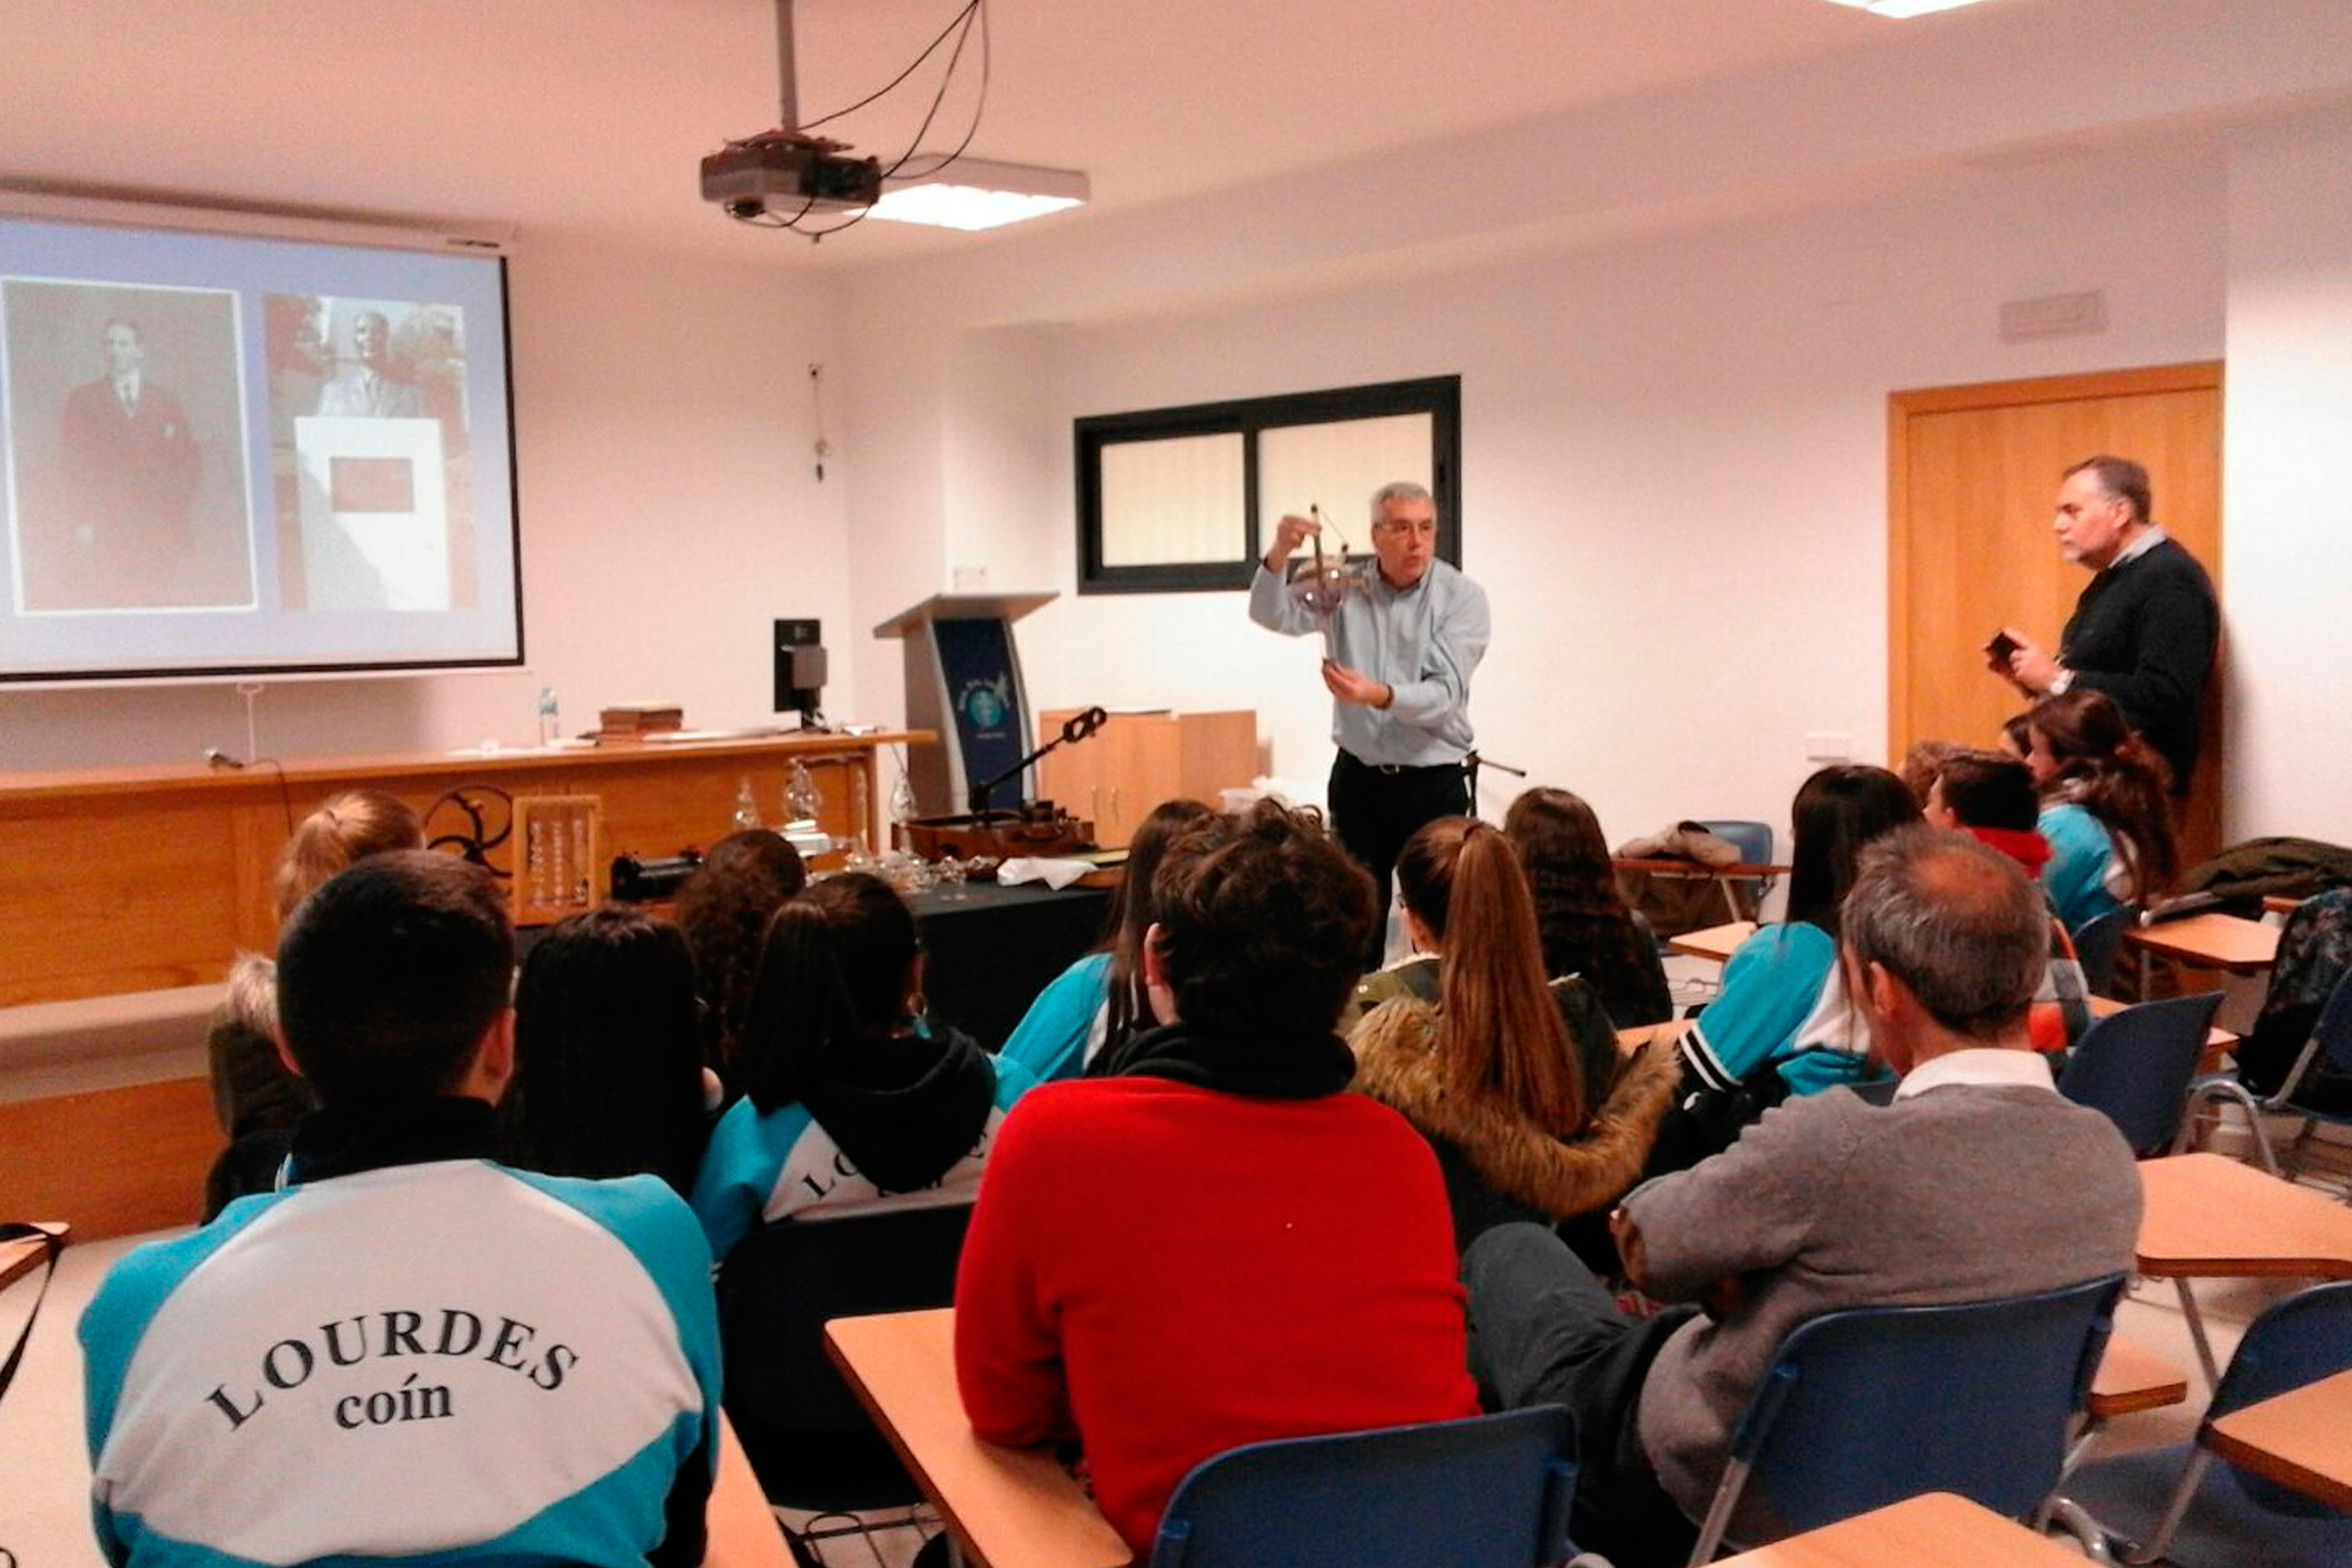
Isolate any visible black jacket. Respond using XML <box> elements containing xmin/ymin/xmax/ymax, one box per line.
<box><xmin>2059</xmin><ymin>535</ymin><xmax>2218</xmax><ymax>789</ymax></box>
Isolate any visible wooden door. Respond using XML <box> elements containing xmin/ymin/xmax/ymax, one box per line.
<box><xmin>1034</xmin><ymin>708</ymin><xmax>1105</xmax><ymax>832</ymax></box>
<box><xmin>1889</xmin><ymin>363</ymin><xmax>2223</xmax><ymax>866</ymax></box>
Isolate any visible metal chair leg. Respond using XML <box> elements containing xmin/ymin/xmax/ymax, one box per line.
<box><xmin>2173</xmin><ymin>1275</ymin><xmax>2223</xmax><ymax>1389</ymax></box>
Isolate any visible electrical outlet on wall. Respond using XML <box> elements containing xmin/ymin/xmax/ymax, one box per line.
<box><xmin>1804</xmin><ymin>732</ymin><xmax>1853</xmax><ymax>762</ymax></box>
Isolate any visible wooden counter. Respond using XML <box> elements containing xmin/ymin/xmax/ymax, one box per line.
<box><xmin>0</xmin><ymin>730</ymin><xmax>926</xmax><ymax>1007</ymax></box>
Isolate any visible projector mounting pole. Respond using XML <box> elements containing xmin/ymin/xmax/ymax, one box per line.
<box><xmin>773</xmin><ymin>0</ymin><xmax>801</xmax><ymax>131</ymax></box>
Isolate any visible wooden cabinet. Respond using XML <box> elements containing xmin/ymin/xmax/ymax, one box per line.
<box><xmin>1034</xmin><ymin>709</ymin><xmax>1258</xmax><ymax>847</ymax></box>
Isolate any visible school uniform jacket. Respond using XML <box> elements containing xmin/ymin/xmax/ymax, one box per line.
<box><xmin>80</xmin><ymin>1105</ymin><xmax>719</xmax><ymax>1568</ymax></box>
<box><xmin>688</xmin><ymin>1030</ymin><xmax>1035</xmax><ymax>1265</ymax></box>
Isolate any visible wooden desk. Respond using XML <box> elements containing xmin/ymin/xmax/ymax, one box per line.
<box><xmin>2125</xmin><ymin>911</ymin><xmax>2281</xmax><ymax>973</ymax></box>
<box><xmin>2137</xmin><ymin>1153</ymin><xmax>2352</xmax><ymax>1386</ymax></box>
<box><xmin>2138</xmin><ymin>1154</ymin><xmax>2352</xmax><ymax>1279</ymax></box>
<box><xmin>1710</xmin><ymin>1490</ymin><xmax>2087</xmax><ymax>1566</ymax></box>
<box><xmin>2265</xmin><ymin>894</ymin><xmax>2304</xmax><ymax>917</ymax></box>
<box><xmin>1616</xmin><ymin>1018</ymin><xmax>1695</xmax><ymax>1057</ymax></box>
<box><xmin>2205</xmin><ymin>1367</ymin><xmax>2352</xmax><ymax>1514</ymax></box>
<box><xmin>824</xmin><ymin>1308</ymin><xmax>1131</xmax><ymax>1568</ymax></box>
<box><xmin>0</xmin><ymin>1222</ymin><xmax>67</xmax><ymax>1291</ymax></box>
<box><xmin>707</xmin><ymin>1412</ymin><xmax>792</xmax><ymax>1568</ymax></box>
<box><xmin>1668</xmin><ymin>921</ymin><xmax>1756</xmax><ymax>963</ymax></box>
<box><xmin>2088</xmin><ymin>1334</ymin><xmax>2190</xmax><ymax>1420</ymax></box>
<box><xmin>0</xmin><ymin>731</ymin><xmax>929</xmax><ymax>1007</ymax></box>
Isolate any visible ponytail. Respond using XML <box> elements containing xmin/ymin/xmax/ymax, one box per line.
<box><xmin>2029</xmin><ymin>691</ymin><xmax>2180</xmax><ymax>899</ymax></box>
<box><xmin>1403</xmin><ymin>819</ymin><xmax>1588</xmax><ymax>1135</ymax></box>
<box><xmin>275</xmin><ymin>790</ymin><xmax>423</xmax><ymax>917</ymax></box>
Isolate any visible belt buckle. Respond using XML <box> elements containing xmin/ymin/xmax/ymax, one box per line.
<box><xmin>1376</xmin><ymin>763</ymin><xmax>1403</xmax><ymax>776</ymax></box>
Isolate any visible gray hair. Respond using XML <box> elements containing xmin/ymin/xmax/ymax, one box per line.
<box><xmin>1369</xmin><ymin>480</ymin><xmax>1432</xmax><ymax>523</ymax></box>
<box><xmin>1842</xmin><ymin>825</ymin><xmax>2048</xmax><ymax>1041</ymax></box>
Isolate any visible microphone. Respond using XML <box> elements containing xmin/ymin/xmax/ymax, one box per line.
<box><xmin>203</xmin><ymin>748</ymin><xmax>246</xmax><ymax>770</ymax></box>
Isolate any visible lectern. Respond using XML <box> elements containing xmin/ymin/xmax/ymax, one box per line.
<box><xmin>875</xmin><ymin>592</ymin><xmax>1056</xmax><ymax>816</ymax></box>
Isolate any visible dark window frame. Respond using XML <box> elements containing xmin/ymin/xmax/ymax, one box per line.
<box><xmin>1073</xmin><ymin>374</ymin><xmax>1461</xmax><ymax>595</ymax></box>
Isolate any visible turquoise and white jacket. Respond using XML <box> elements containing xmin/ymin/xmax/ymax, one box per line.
<box><xmin>996</xmin><ymin>951</ymin><xmax>1114</xmax><ymax>1083</ymax></box>
<box><xmin>1682</xmin><ymin>922</ymin><xmax>1889</xmax><ymax>1098</ymax></box>
<box><xmin>81</xmin><ymin>1160</ymin><xmax>719</xmax><ymax>1568</ymax></box>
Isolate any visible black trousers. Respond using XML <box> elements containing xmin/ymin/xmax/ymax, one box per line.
<box><xmin>1326</xmin><ymin>750</ymin><xmax>1470</xmax><ymax>968</ymax></box>
<box><xmin>1463</xmin><ymin>1223</ymin><xmax>1702</xmax><ymax>1568</ymax></box>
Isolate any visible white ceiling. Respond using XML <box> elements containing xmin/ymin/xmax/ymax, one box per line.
<box><xmin>0</xmin><ymin>0</ymin><xmax>1972</xmax><ymax>266</ymax></box>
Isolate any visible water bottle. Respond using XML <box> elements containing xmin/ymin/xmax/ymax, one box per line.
<box><xmin>732</xmin><ymin>777</ymin><xmax>761</xmax><ymax>831</ymax></box>
<box><xmin>536</xmin><ymin>686</ymin><xmax>560</xmax><ymax>747</ymax></box>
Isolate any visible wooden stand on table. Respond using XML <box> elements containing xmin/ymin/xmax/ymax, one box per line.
<box><xmin>510</xmin><ymin>794</ymin><xmax>603</xmax><ymax>927</ymax></box>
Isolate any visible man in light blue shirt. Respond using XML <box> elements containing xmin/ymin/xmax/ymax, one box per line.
<box><xmin>1248</xmin><ymin>480</ymin><xmax>1490</xmax><ymax>958</ymax></box>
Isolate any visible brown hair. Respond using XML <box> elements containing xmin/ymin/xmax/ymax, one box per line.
<box><xmin>1934</xmin><ymin>749</ymin><xmax>2040</xmax><ymax>832</ymax></box>
<box><xmin>2063</xmin><ymin>454</ymin><xmax>2152</xmax><ymax>527</ymax></box>
<box><xmin>738</xmin><ymin>872</ymin><xmax>919</xmax><ymax>1115</ymax></box>
<box><xmin>1394</xmin><ymin>817</ymin><xmax>1587</xmax><ymax>1134</ymax></box>
<box><xmin>1149</xmin><ymin>802</ymin><xmax>1377</xmax><ymax>1041</ymax></box>
<box><xmin>274</xmin><ymin>790</ymin><xmax>424</xmax><ymax>918</ymax></box>
<box><xmin>1501</xmin><ymin>787</ymin><xmax>1670</xmax><ymax>1026</ymax></box>
<box><xmin>1100</xmin><ymin>799</ymin><xmax>1218</xmax><ymax>1053</ymax></box>
<box><xmin>674</xmin><ymin>830</ymin><xmax>809</xmax><ymax>1078</ymax></box>
<box><xmin>2028</xmin><ymin>689</ymin><xmax>2180</xmax><ymax>896</ymax></box>
<box><xmin>1898</xmin><ymin>739</ymin><xmax>1961</xmax><ymax>808</ymax></box>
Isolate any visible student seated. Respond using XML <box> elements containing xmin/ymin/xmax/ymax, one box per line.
<box><xmin>997</xmin><ymin>798</ymin><xmax>1215</xmax><ymax>1082</ymax></box>
<box><xmin>953</xmin><ymin>803</ymin><xmax>1479</xmax><ymax>1558</ymax></box>
<box><xmin>1671</xmin><ymin>766</ymin><xmax>1918</xmax><ymax>1134</ymax></box>
<box><xmin>1349</xmin><ymin>816</ymin><xmax>1681</xmax><ymax>1250</ymax></box>
<box><xmin>672</xmin><ymin>828</ymin><xmax>807</xmax><ymax>1089</ymax></box>
<box><xmin>498</xmin><ymin>906</ymin><xmax>717</xmax><ymax>1200</ymax></box>
<box><xmin>1929</xmin><ymin>751</ymin><xmax>2091</xmax><ymax>1054</ymax></box>
<box><xmin>83</xmin><ymin>852</ymin><xmax>720</xmax><ymax>1568</ymax></box>
<box><xmin>1463</xmin><ymin>827</ymin><xmax>2140</xmax><ymax>1567</ymax></box>
<box><xmin>203</xmin><ymin>789</ymin><xmax>424</xmax><ymax>1220</ymax></box>
<box><xmin>1925</xmin><ymin>748</ymin><xmax>2051</xmax><ymax>875</ymax></box>
<box><xmin>2023</xmin><ymin>689</ymin><xmax>2179</xmax><ymax>934</ymax></box>
<box><xmin>689</xmin><ymin>872</ymin><xmax>1035</xmax><ymax>1265</ymax></box>
<box><xmin>1502</xmin><ymin>787</ymin><xmax>1673</xmax><ymax>1028</ymax></box>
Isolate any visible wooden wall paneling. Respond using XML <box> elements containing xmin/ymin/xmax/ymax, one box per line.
<box><xmin>0</xmin><ymin>1076</ymin><xmax>217</xmax><ymax>1238</ymax></box>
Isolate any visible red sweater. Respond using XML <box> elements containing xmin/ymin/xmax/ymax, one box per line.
<box><xmin>953</xmin><ymin>1076</ymin><xmax>1479</xmax><ymax>1556</ymax></box>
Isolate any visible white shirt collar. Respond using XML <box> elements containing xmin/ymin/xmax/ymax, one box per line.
<box><xmin>1894</xmin><ymin>1045</ymin><xmax>2055</xmax><ymax>1100</ymax></box>
<box><xmin>2108</xmin><ymin>524</ymin><xmax>2167</xmax><ymax>568</ymax></box>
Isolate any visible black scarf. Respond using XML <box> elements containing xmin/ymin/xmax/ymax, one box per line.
<box><xmin>285</xmin><ymin>1095</ymin><xmax>500</xmax><ymax>1186</ymax></box>
<box><xmin>1092</xmin><ymin>1020</ymin><xmax>1357</xmax><ymax>1100</ymax></box>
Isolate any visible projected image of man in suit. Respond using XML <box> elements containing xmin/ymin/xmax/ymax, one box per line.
<box><xmin>56</xmin><ymin>317</ymin><xmax>202</xmax><ymax>604</ymax></box>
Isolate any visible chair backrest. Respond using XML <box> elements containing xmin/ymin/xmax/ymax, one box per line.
<box><xmin>1697</xmin><ymin>819</ymin><xmax>1774</xmax><ymax>867</ymax></box>
<box><xmin>716</xmin><ymin>1200</ymin><xmax>975</xmax><ymax>1506</ymax></box>
<box><xmin>2070</xmin><ymin>906</ymin><xmax>2135</xmax><ymax>996</ymax></box>
<box><xmin>2310</xmin><ymin>966</ymin><xmax>2352</xmax><ymax>1081</ymax></box>
<box><xmin>1725</xmin><ymin>1275</ymin><xmax>2124</xmax><ymax>1538</ymax></box>
<box><xmin>2057</xmin><ymin>992</ymin><xmax>2225</xmax><ymax>1156</ymax></box>
<box><xmin>1152</xmin><ymin>1407</ymin><xmax>1579</xmax><ymax>1568</ymax></box>
<box><xmin>2202</xmin><ymin>1280</ymin><xmax>2352</xmax><ymax>1518</ymax></box>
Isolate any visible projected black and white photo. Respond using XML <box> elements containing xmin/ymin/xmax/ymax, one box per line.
<box><xmin>1</xmin><ymin>280</ymin><xmax>257</xmax><ymax>614</ymax></box>
<box><xmin>267</xmin><ymin>295</ymin><xmax>476</xmax><ymax>612</ymax></box>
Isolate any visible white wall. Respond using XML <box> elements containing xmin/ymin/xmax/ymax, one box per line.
<box><xmin>0</xmin><ymin>236</ymin><xmax>850</xmax><ymax>771</ymax></box>
<box><xmin>849</xmin><ymin>149</ymin><xmax>2227</xmax><ymax>848</ymax></box>
<box><xmin>2222</xmin><ymin>111</ymin><xmax>2352</xmax><ymax>844</ymax></box>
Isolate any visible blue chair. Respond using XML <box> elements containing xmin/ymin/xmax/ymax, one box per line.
<box><xmin>1697</xmin><ymin>819</ymin><xmax>1776</xmax><ymax>923</ymax></box>
<box><xmin>1686</xmin><ymin>1275</ymin><xmax>2125</xmax><ymax>1564</ymax></box>
<box><xmin>2053</xmin><ymin>1281</ymin><xmax>2352</xmax><ymax>1566</ymax></box>
<box><xmin>1151</xmin><ymin>1406</ymin><xmax>1582</xmax><ymax>1568</ymax></box>
<box><xmin>2180</xmin><ymin>967</ymin><xmax>2352</xmax><ymax>1178</ymax></box>
<box><xmin>2057</xmin><ymin>992</ymin><xmax>2225</xmax><ymax>1157</ymax></box>
<box><xmin>2070</xmin><ymin>906</ymin><xmax>2136</xmax><ymax>998</ymax></box>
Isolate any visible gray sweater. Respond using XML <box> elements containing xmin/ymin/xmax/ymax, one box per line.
<box><xmin>1625</xmin><ymin>1081</ymin><xmax>2141</xmax><ymax>1537</ymax></box>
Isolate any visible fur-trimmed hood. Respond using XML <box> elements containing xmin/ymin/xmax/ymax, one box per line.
<box><xmin>1349</xmin><ymin>998</ymin><xmax>1682</xmax><ymax>1220</ymax></box>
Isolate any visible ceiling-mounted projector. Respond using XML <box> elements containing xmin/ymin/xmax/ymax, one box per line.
<box><xmin>700</xmin><ymin>130</ymin><xmax>882</xmax><ymax>221</ymax></box>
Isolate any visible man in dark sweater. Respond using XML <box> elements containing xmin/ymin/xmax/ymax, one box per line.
<box><xmin>1463</xmin><ymin>827</ymin><xmax>2140</xmax><ymax>1566</ymax></box>
<box><xmin>1997</xmin><ymin>455</ymin><xmax>2218</xmax><ymax>792</ymax></box>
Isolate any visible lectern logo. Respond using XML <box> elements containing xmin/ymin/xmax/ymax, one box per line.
<box><xmin>958</xmin><ymin>676</ymin><xmax>1011</xmax><ymax>734</ymax></box>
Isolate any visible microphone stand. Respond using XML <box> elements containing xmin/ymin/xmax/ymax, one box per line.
<box><xmin>968</xmin><ymin>705</ymin><xmax>1109</xmax><ymax>817</ymax></box>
